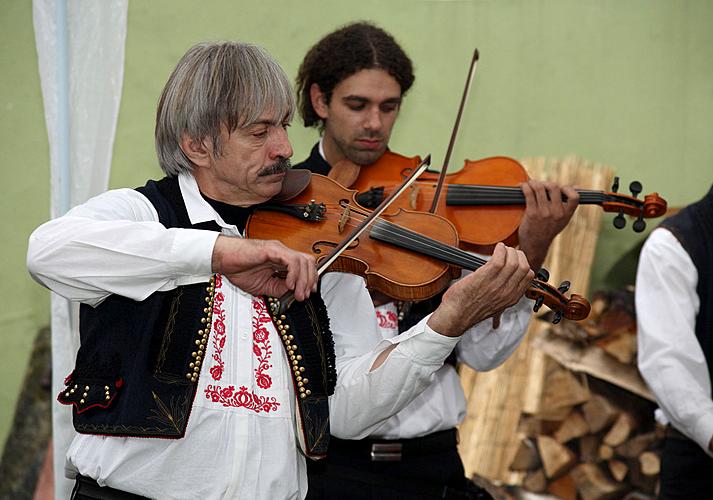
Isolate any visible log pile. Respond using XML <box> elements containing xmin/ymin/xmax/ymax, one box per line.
<box><xmin>507</xmin><ymin>365</ymin><xmax>662</xmax><ymax>499</ymax></box>
<box><xmin>512</xmin><ymin>288</ymin><xmax>664</xmax><ymax>498</ymax></box>
<box><xmin>463</xmin><ymin>290</ymin><xmax>665</xmax><ymax>499</ymax></box>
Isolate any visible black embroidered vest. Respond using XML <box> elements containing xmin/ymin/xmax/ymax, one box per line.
<box><xmin>58</xmin><ymin>177</ymin><xmax>337</xmax><ymax>457</ymax></box>
<box><xmin>659</xmin><ymin>184</ymin><xmax>713</xmax><ymax>393</ymax></box>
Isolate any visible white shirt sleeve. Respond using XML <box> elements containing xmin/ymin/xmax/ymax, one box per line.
<box><xmin>27</xmin><ymin>188</ymin><xmax>218</xmax><ymax>306</ymax></box>
<box><xmin>636</xmin><ymin>227</ymin><xmax>713</xmax><ymax>456</ymax></box>
<box><xmin>320</xmin><ymin>272</ymin><xmax>460</xmax><ymax>439</ymax></box>
<box><xmin>455</xmin><ymin>296</ymin><xmax>532</xmax><ymax>371</ymax></box>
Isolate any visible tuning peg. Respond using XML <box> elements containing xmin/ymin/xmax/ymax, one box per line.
<box><xmin>536</xmin><ymin>268</ymin><xmax>550</xmax><ymax>282</ymax></box>
<box><xmin>533</xmin><ymin>295</ymin><xmax>544</xmax><ymax>312</ymax></box>
<box><xmin>611</xmin><ymin>176</ymin><xmax>620</xmax><ymax>193</ymax></box>
<box><xmin>613</xmin><ymin>211</ymin><xmax>626</xmax><ymax>229</ymax></box>
<box><xmin>557</xmin><ymin>281</ymin><xmax>571</xmax><ymax>293</ymax></box>
<box><xmin>629</xmin><ymin>181</ymin><xmax>642</xmax><ymax>198</ymax></box>
<box><xmin>633</xmin><ymin>215</ymin><xmax>646</xmax><ymax>233</ymax></box>
<box><xmin>553</xmin><ymin>311</ymin><xmax>563</xmax><ymax>324</ymax></box>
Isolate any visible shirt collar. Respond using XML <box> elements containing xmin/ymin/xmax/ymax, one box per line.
<box><xmin>178</xmin><ymin>172</ymin><xmax>233</xmax><ymax>230</ymax></box>
<box><xmin>318</xmin><ymin>136</ymin><xmax>326</xmax><ymax>161</ymax></box>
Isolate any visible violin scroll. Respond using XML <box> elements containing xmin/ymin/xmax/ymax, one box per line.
<box><xmin>525</xmin><ymin>274</ymin><xmax>591</xmax><ymax>323</ymax></box>
<box><xmin>601</xmin><ymin>177</ymin><xmax>668</xmax><ymax>233</ymax></box>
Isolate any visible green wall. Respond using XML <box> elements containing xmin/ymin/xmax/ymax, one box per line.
<box><xmin>3</xmin><ymin>0</ymin><xmax>712</xmax><ymax>449</ymax></box>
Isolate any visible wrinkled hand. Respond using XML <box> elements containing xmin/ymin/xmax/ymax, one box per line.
<box><xmin>427</xmin><ymin>243</ymin><xmax>534</xmax><ymax>337</ymax></box>
<box><xmin>211</xmin><ymin>236</ymin><xmax>317</xmax><ymax>301</ymax></box>
<box><xmin>518</xmin><ymin>180</ymin><xmax>579</xmax><ymax>270</ymax></box>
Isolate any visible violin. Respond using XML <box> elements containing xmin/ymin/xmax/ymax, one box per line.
<box><xmin>246</xmin><ymin>173</ymin><xmax>591</xmax><ymax>323</ymax></box>
<box><xmin>351</xmin><ymin>153</ymin><xmax>668</xmax><ymax>253</ymax></box>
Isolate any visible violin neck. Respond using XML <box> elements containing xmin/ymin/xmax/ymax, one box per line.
<box><xmin>369</xmin><ymin>219</ymin><xmax>486</xmax><ymax>271</ymax></box>
<box><xmin>445</xmin><ymin>186</ymin><xmax>605</xmax><ymax>207</ymax></box>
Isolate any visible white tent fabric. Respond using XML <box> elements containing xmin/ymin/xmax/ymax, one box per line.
<box><xmin>32</xmin><ymin>1</ymin><xmax>128</xmax><ymax>497</ymax></box>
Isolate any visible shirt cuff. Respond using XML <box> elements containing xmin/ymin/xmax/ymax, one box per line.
<box><xmin>168</xmin><ymin>228</ymin><xmax>220</xmax><ymax>278</ymax></box>
<box><xmin>391</xmin><ymin>315</ymin><xmax>460</xmax><ymax>366</ymax></box>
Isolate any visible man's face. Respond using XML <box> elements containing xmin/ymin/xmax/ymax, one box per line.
<box><xmin>193</xmin><ymin>112</ymin><xmax>294</xmax><ymax>206</ymax></box>
<box><xmin>314</xmin><ymin>68</ymin><xmax>402</xmax><ymax>166</ymax></box>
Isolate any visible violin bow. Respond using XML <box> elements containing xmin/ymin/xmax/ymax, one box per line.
<box><xmin>429</xmin><ymin>48</ymin><xmax>480</xmax><ymax>214</ymax></box>
<box><xmin>277</xmin><ymin>155</ymin><xmax>432</xmax><ymax>312</ymax></box>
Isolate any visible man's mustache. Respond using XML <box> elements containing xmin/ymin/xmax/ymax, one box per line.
<box><xmin>257</xmin><ymin>158</ymin><xmax>291</xmax><ymax>177</ymax></box>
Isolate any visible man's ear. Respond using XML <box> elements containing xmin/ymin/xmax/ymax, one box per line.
<box><xmin>179</xmin><ymin>134</ymin><xmax>212</xmax><ymax>168</ymax></box>
<box><xmin>310</xmin><ymin>83</ymin><xmax>329</xmax><ymax>120</ymax></box>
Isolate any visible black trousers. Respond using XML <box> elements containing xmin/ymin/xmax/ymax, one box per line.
<box><xmin>70</xmin><ymin>475</ymin><xmax>148</xmax><ymax>500</ymax></box>
<box><xmin>306</xmin><ymin>430</ymin><xmax>491</xmax><ymax>500</ymax></box>
<box><xmin>660</xmin><ymin>432</ymin><xmax>713</xmax><ymax>499</ymax></box>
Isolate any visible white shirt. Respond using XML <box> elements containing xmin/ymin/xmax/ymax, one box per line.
<box><xmin>27</xmin><ymin>173</ymin><xmax>465</xmax><ymax>499</ymax></box>
<box><xmin>636</xmin><ymin>227</ymin><xmax>713</xmax><ymax>457</ymax></box>
<box><xmin>315</xmin><ymin>139</ymin><xmax>532</xmax><ymax>438</ymax></box>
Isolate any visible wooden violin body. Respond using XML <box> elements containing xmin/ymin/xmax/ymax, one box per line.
<box><xmin>247</xmin><ymin>173</ymin><xmax>461</xmax><ymax>302</ymax></box>
<box><xmin>246</xmin><ymin>174</ymin><xmax>591</xmax><ymax>322</ymax></box>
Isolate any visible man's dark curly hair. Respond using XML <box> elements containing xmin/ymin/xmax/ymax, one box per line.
<box><xmin>296</xmin><ymin>22</ymin><xmax>415</xmax><ymax>128</ymax></box>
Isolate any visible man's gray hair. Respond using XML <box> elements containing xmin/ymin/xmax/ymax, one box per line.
<box><xmin>155</xmin><ymin>41</ymin><xmax>295</xmax><ymax>177</ymax></box>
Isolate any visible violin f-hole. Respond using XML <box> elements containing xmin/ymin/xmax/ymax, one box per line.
<box><xmin>313</xmin><ymin>239</ymin><xmax>360</xmax><ymax>255</ymax></box>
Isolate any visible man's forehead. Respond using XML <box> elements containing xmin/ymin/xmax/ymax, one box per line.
<box><xmin>243</xmin><ymin>110</ymin><xmax>291</xmax><ymax>127</ymax></box>
<box><xmin>335</xmin><ymin>68</ymin><xmax>402</xmax><ymax>101</ymax></box>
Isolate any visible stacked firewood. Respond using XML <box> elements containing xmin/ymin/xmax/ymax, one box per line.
<box><xmin>503</xmin><ymin>289</ymin><xmax>663</xmax><ymax>499</ymax></box>
<box><xmin>508</xmin><ymin>370</ymin><xmax>662</xmax><ymax>499</ymax></box>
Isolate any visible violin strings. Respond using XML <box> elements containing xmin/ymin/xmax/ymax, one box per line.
<box><xmin>379</xmin><ymin>184</ymin><xmax>608</xmax><ymax>205</ymax></box>
<box><xmin>315</xmin><ymin>204</ymin><xmax>488</xmax><ymax>270</ymax></box>
<box><xmin>328</xmin><ymin>210</ymin><xmax>566</xmax><ymax>309</ymax></box>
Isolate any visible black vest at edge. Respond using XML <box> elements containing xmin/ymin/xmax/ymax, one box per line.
<box><xmin>659</xmin><ymin>185</ymin><xmax>713</xmax><ymax>394</ymax></box>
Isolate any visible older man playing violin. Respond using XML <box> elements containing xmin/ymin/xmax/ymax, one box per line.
<box><xmin>27</xmin><ymin>41</ymin><xmax>542</xmax><ymax>500</ymax></box>
<box><xmin>294</xmin><ymin>22</ymin><xmax>579</xmax><ymax>499</ymax></box>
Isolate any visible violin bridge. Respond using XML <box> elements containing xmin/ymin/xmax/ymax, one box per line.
<box><xmin>338</xmin><ymin>205</ymin><xmax>351</xmax><ymax>234</ymax></box>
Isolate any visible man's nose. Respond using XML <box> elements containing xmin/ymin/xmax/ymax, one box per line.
<box><xmin>270</xmin><ymin>127</ymin><xmax>293</xmax><ymax>160</ymax></box>
<box><xmin>363</xmin><ymin>107</ymin><xmax>382</xmax><ymax>131</ymax></box>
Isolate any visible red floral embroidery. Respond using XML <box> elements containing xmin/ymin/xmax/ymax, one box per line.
<box><xmin>252</xmin><ymin>299</ymin><xmax>274</xmax><ymax>389</ymax></box>
<box><xmin>210</xmin><ymin>277</ymin><xmax>226</xmax><ymax>381</ymax></box>
<box><xmin>204</xmin><ymin>276</ymin><xmax>280</xmax><ymax>414</ymax></box>
<box><xmin>376</xmin><ymin>309</ymin><xmax>398</xmax><ymax>330</ymax></box>
<box><xmin>204</xmin><ymin>385</ymin><xmax>279</xmax><ymax>413</ymax></box>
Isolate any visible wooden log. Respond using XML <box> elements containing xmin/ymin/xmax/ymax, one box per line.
<box><xmin>628</xmin><ymin>453</ymin><xmax>659</xmax><ymax>494</ymax></box>
<box><xmin>509</xmin><ymin>436</ymin><xmax>541</xmax><ymax>471</ymax></box>
<box><xmin>607</xmin><ymin>459</ymin><xmax>628</xmax><ymax>482</ymax></box>
<box><xmin>554</xmin><ymin>409</ymin><xmax>590</xmax><ymax>443</ymax></box>
<box><xmin>537</xmin><ymin>435</ymin><xmax>577</xmax><ymax>478</ymax></box>
<box><xmin>579</xmin><ymin>434</ymin><xmax>601</xmax><ymax>463</ymax></box>
<box><xmin>588</xmin><ymin>293</ymin><xmax>609</xmax><ymax>323</ymax></box>
<box><xmin>596</xmin><ymin>331</ymin><xmax>637</xmax><ymax>365</ymax></box>
<box><xmin>547</xmin><ymin>473</ymin><xmax>578</xmax><ymax>500</ymax></box>
<box><xmin>598</xmin><ymin>443</ymin><xmax>614</xmax><ymax>461</ymax></box>
<box><xmin>582</xmin><ymin>394</ymin><xmax>619</xmax><ymax>433</ymax></box>
<box><xmin>522</xmin><ymin>468</ymin><xmax>547</xmax><ymax>493</ymax></box>
<box><xmin>571</xmin><ymin>463</ymin><xmax>626</xmax><ymax>500</ymax></box>
<box><xmin>538</xmin><ymin>359</ymin><xmax>591</xmax><ymax>417</ymax></box>
<box><xmin>603</xmin><ymin>412</ymin><xmax>636</xmax><ymax>447</ymax></box>
<box><xmin>639</xmin><ymin>451</ymin><xmax>661</xmax><ymax>476</ymax></box>
<box><xmin>614</xmin><ymin>432</ymin><xmax>658</xmax><ymax>459</ymax></box>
